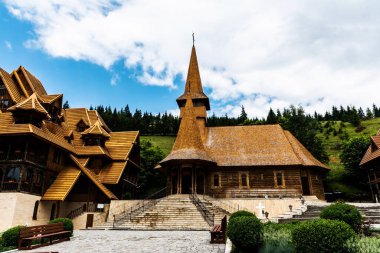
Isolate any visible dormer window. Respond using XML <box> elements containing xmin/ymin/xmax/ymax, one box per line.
<box><xmin>77</xmin><ymin>122</ymin><xmax>88</xmax><ymax>132</ymax></box>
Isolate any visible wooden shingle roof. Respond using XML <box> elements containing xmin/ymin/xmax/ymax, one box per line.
<box><xmin>176</xmin><ymin>46</ymin><xmax>210</xmax><ymax>110</ymax></box>
<box><xmin>360</xmin><ymin>133</ymin><xmax>380</xmax><ymax>166</ymax></box>
<box><xmin>160</xmin><ymin>97</ymin><xmax>214</xmax><ymax>165</ymax></box>
<box><xmin>8</xmin><ymin>93</ymin><xmax>50</xmax><ymax>117</ymax></box>
<box><xmin>41</xmin><ymin>167</ymin><xmax>81</xmax><ymax>201</ymax></box>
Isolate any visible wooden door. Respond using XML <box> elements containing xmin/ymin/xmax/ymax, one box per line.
<box><xmin>86</xmin><ymin>214</ymin><xmax>94</xmax><ymax>228</ymax></box>
<box><xmin>301</xmin><ymin>177</ymin><xmax>310</xmax><ymax>195</ymax></box>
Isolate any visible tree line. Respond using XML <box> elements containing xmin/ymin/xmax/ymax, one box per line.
<box><xmin>62</xmin><ymin>101</ymin><xmax>379</xmax><ymax>165</ymax></box>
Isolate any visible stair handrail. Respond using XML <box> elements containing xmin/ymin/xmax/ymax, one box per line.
<box><xmin>66</xmin><ymin>203</ymin><xmax>104</xmax><ymax>219</ymax></box>
<box><xmin>206</xmin><ymin>197</ymin><xmax>240</xmax><ymax>213</ymax></box>
<box><xmin>189</xmin><ymin>189</ymin><xmax>214</xmax><ymax>227</ymax></box>
<box><xmin>112</xmin><ymin>187</ymin><xmax>167</xmax><ymax>226</ymax></box>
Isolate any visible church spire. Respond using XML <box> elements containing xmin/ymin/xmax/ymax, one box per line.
<box><xmin>176</xmin><ymin>44</ymin><xmax>210</xmax><ymax>110</ymax></box>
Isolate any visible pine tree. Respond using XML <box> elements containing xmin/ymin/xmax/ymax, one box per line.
<box><xmin>266</xmin><ymin>108</ymin><xmax>278</xmax><ymax>124</ymax></box>
<box><xmin>63</xmin><ymin>101</ymin><xmax>70</xmax><ymax>109</ymax></box>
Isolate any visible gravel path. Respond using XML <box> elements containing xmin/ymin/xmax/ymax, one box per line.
<box><xmin>19</xmin><ymin>230</ymin><xmax>225</xmax><ymax>253</ymax></box>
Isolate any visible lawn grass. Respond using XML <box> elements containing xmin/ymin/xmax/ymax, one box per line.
<box><xmin>141</xmin><ymin>135</ymin><xmax>176</xmax><ymax>156</ymax></box>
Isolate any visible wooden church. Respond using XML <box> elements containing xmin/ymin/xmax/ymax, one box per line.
<box><xmin>158</xmin><ymin>45</ymin><xmax>329</xmax><ymax>200</ymax></box>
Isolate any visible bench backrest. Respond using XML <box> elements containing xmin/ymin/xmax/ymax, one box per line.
<box><xmin>221</xmin><ymin>216</ymin><xmax>227</xmax><ymax>231</ymax></box>
<box><xmin>19</xmin><ymin>223</ymin><xmax>65</xmax><ymax>238</ymax></box>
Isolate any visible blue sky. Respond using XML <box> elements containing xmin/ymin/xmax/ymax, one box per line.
<box><xmin>1</xmin><ymin>1</ymin><xmax>380</xmax><ymax>118</ymax></box>
<box><xmin>0</xmin><ymin>3</ymin><xmax>182</xmax><ymax>114</ymax></box>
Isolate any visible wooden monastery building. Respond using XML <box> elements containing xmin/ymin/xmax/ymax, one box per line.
<box><xmin>158</xmin><ymin>46</ymin><xmax>329</xmax><ymax>200</ymax></box>
<box><xmin>0</xmin><ymin>66</ymin><xmax>139</xmax><ymax>230</ymax></box>
<box><xmin>360</xmin><ymin>131</ymin><xmax>380</xmax><ymax>201</ymax></box>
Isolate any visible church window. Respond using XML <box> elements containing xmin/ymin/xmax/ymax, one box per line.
<box><xmin>274</xmin><ymin>171</ymin><xmax>285</xmax><ymax>188</ymax></box>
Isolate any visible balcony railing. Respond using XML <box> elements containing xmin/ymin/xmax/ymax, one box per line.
<box><xmin>0</xmin><ymin>152</ymin><xmax>47</xmax><ymax>166</ymax></box>
<box><xmin>2</xmin><ymin>182</ymin><xmax>19</xmax><ymax>191</ymax></box>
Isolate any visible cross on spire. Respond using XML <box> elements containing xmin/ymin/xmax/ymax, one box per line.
<box><xmin>192</xmin><ymin>32</ymin><xmax>195</xmax><ymax>45</ymax></box>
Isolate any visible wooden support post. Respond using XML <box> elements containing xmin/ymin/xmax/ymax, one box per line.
<box><xmin>24</xmin><ymin>142</ymin><xmax>29</xmax><ymax>161</ymax></box>
<box><xmin>368</xmin><ymin>171</ymin><xmax>375</xmax><ymax>201</ymax></box>
<box><xmin>0</xmin><ymin>167</ymin><xmax>4</xmax><ymax>191</ymax></box>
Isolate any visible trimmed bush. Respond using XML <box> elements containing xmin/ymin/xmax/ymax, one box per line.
<box><xmin>229</xmin><ymin>210</ymin><xmax>255</xmax><ymax>222</ymax></box>
<box><xmin>227</xmin><ymin>215</ymin><xmax>263</xmax><ymax>252</ymax></box>
<box><xmin>292</xmin><ymin>219</ymin><xmax>356</xmax><ymax>253</ymax></box>
<box><xmin>49</xmin><ymin>218</ymin><xmax>73</xmax><ymax>235</ymax></box>
<box><xmin>320</xmin><ymin>202</ymin><xmax>363</xmax><ymax>233</ymax></box>
<box><xmin>1</xmin><ymin>226</ymin><xmax>23</xmax><ymax>247</ymax></box>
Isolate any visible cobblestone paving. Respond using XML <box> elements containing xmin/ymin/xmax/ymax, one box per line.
<box><xmin>20</xmin><ymin>230</ymin><xmax>225</xmax><ymax>253</ymax></box>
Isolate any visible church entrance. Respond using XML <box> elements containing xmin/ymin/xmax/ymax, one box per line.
<box><xmin>182</xmin><ymin>175</ymin><xmax>192</xmax><ymax>194</ymax></box>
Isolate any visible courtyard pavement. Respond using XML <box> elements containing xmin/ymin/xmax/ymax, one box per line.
<box><xmin>18</xmin><ymin>230</ymin><xmax>225</xmax><ymax>253</ymax></box>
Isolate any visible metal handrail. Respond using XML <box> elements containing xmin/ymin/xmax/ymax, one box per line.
<box><xmin>205</xmin><ymin>196</ymin><xmax>241</xmax><ymax>213</ymax></box>
<box><xmin>112</xmin><ymin>187</ymin><xmax>167</xmax><ymax>227</ymax></box>
<box><xmin>66</xmin><ymin>203</ymin><xmax>104</xmax><ymax>219</ymax></box>
<box><xmin>189</xmin><ymin>189</ymin><xmax>214</xmax><ymax>227</ymax></box>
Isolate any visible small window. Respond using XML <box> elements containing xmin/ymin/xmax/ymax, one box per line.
<box><xmin>32</xmin><ymin>201</ymin><xmax>39</xmax><ymax>220</ymax></box>
<box><xmin>53</xmin><ymin>150</ymin><xmax>61</xmax><ymax>164</ymax></box>
<box><xmin>6</xmin><ymin>166</ymin><xmax>21</xmax><ymax>182</ymax></box>
<box><xmin>274</xmin><ymin>171</ymin><xmax>285</xmax><ymax>188</ymax></box>
<box><xmin>213</xmin><ymin>173</ymin><xmax>221</xmax><ymax>188</ymax></box>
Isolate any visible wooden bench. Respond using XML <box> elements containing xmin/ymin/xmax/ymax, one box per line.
<box><xmin>18</xmin><ymin>223</ymin><xmax>71</xmax><ymax>250</ymax></box>
<box><xmin>210</xmin><ymin>216</ymin><xmax>227</xmax><ymax>244</ymax></box>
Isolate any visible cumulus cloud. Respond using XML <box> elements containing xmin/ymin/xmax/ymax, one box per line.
<box><xmin>4</xmin><ymin>0</ymin><xmax>380</xmax><ymax>117</ymax></box>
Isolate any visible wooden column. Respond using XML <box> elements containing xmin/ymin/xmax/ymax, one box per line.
<box><xmin>23</xmin><ymin>142</ymin><xmax>29</xmax><ymax>161</ymax></box>
<box><xmin>368</xmin><ymin>171</ymin><xmax>375</xmax><ymax>201</ymax></box>
<box><xmin>194</xmin><ymin>166</ymin><xmax>197</xmax><ymax>194</ymax></box>
<box><xmin>0</xmin><ymin>167</ymin><xmax>4</xmax><ymax>191</ymax></box>
<box><xmin>179</xmin><ymin>167</ymin><xmax>182</xmax><ymax>194</ymax></box>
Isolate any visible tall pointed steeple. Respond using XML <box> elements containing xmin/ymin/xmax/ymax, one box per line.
<box><xmin>160</xmin><ymin>95</ymin><xmax>214</xmax><ymax>165</ymax></box>
<box><xmin>176</xmin><ymin>46</ymin><xmax>210</xmax><ymax>110</ymax></box>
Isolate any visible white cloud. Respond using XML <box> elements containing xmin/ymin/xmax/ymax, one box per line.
<box><xmin>4</xmin><ymin>40</ymin><xmax>12</xmax><ymax>51</ymax></box>
<box><xmin>4</xmin><ymin>0</ymin><xmax>380</xmax><ymax>117</ymax></box>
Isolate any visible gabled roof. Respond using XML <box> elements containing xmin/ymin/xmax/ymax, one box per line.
<box><xmin>160</xmin><ymin>96</ymin><xmax>214</xmax><ymax>165</ymax></box>
<box><xmin>81</xmin><ymin>120</ymin><xmax>111</xmax><ymax>138</ymax></box>
<box><xmin>98</xmin><ymin>161</ymin><xmax>128</xmax><ymax>184</ymax></box>
<box><xmin>176</xmin><ymin>46</ymin><xmax>210</xmax><ymax>110</ymax></box>
<box><xmin>41</xmin><ymin>167</ymin><xmax>81</xmax><ymax>201</ymax></box>
<box><xmin>105</xmin><ymin>131</ymin><xmax>139</xmax><ymax>160</ymax></box>
<box><xmin>16</xmin><ymin>66</ymin><xmax>47</xmax><ymax>96</ymax></box>
<box><xmin>0</xmin><ymin>68</ymin><xmax>24</xmax><ymax>103</ymax></box>
<box><xmin>7</xmin><ymin>93</ymin><xmax>50</xmax><ymax>118</ymax></box>
<box><xmin>70</xmin><ymin>155</ymin><xmax>117</xmax><ymax>200</ymax></box>
<box><xmin>360</xmin><ymin>134</ymin><xmax>380</xmax><ymax>166</ymax></box>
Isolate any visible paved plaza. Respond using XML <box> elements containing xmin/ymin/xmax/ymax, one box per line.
<box><xmin>18</xmin><ymin>230</ymin><xmax>225</xmax><ymax>253</ymax></box>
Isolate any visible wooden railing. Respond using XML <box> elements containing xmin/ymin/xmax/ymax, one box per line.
<box><xmin>189</xmin><ymin>189</ymin><xmax>214</xmax><ymax>227</ymax></box>
<box><xmin>66</xmin><ymin>203</ymin><xmax>104</xmax><ymax>220</ymax></box>
<box><xmin>112</xmin><ymin>187</ymin><xmax>167</xmax><ymax>227</ymax></box>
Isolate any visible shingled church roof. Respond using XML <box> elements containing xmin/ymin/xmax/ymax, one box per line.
<box><xmin>159</xmin><ymin>45</ymin><xmax>329</xmax><ymax>170</ymax></box>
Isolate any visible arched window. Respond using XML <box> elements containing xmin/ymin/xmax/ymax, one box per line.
<box><xmin>6</xmin><ymin>166</ymin><xmax>21</xmax><ymax>182</ymax></box>
<box><xmin>32</xmin><ymin>201</ymin><xmax>39</xmax><ymax>220</ymax></box>
<box><xmin>22</xmin><ymin>167</ymin><xmax>33</xmax><ymax>184</ymax></box>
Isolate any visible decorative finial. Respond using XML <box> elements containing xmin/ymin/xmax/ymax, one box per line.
<box><xmin>192</xmin><ymin>32</ymin><xmax>195</xmax><ymax>46</ymax></box>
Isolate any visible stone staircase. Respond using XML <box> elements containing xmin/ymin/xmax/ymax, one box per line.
<box><xmin>278</xmin><ymin>202</ymin><xmax>380</xmax><ymax>227</ymax></box>
<box><xmin>96</xmin><ymin>194</ymin><xmax>229</xmax><ymax>231</ymax></box>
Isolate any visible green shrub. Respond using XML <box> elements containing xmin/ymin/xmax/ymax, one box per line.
<box><xmin>292</xmin><ymin>219</ymin><xmax>356</xmax><ymax>253</ymax></box>
<box><xmin>229</xmin><ymin>210</ymin><xmax>255</xmax><ymax>221</ymax></box>
<box><xmin>259</xmin><ymin>224</ymin><xmax>294</xmax><ymax>253</ymax></box>
<box><xmin>227</xmin><ymin>215</ymin><xmax>263</xmax><ymax>252</ymax></box>
<box><xmin>320</xmin><ymin>202</ymin><xmax>363</xmax><ymax>233</ymax></box>
<box><xmin>344</xmin><ymin>237</ymin><xmax>380</xmax><ymax>253</ymax></box>
<box><xmin>49</xmin><ymin>218</ymin><xmax>73</xmax><ymax>235</ymax></box>
<box><xmin>1</xmin><ymin>226</ymin><xmax>23</xmax><ymax>247</ymax></box>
